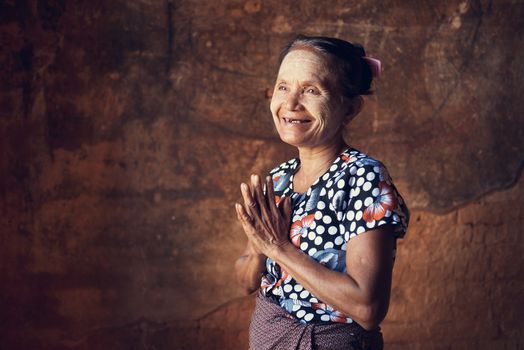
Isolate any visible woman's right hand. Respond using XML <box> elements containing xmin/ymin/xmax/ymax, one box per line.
<box><xmin>238</xmin><ymin>176</ymin><xmax>265</xmax><ymax>255</ymax></box>
<box><xmin>234</xmin><ymin>176</ymin><xmax>269</xmax><ymax>294</ymax></box>
<box><xmin>236</xmin><ymin>174</ymin><xmax>293</xmax><ymax>260</ymax></box>
<box><xmin>234</xmin><ymin>173</ymin><xmax>293</xmax><ymax>294</ymax></box>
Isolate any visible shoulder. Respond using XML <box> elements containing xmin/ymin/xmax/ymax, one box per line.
<box><xmin>268</xmin><ymin>157</ymin><xmax>299</xmax><ymax>194</ymax></box>
<box><xmin>335</xmin><ymin>148</ymin><xmax>391</xmax><ymax>185</ymax></box>
<box><xmin>343</xmin><ymin>148</ymin><xmax>387</xmax><ymax>171</ymax></box>
<box><xmin>269</xmin><ymin>157</ymin><xmax>298</xmax><ymax>176</ymax></box>
<box><xmin>340</xmin><ymin>148</ymin><xmax>410</xmax><ymax>240</ymax></box>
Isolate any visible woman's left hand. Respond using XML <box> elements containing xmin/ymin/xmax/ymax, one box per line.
<box><xmin>235</xmin><ymin>174</ymin><xmax>293</xmax><ymax>259</ymax></box>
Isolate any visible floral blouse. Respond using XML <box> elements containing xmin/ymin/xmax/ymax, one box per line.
<box><xmin>261</xmin><ymin>146</ymin><xmax>410</xmax><ymax>325</ymax></box>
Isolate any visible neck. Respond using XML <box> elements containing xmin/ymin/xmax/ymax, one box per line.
<box><xmin>297</xmin><ymin>136</ymin><xmax>346</xmax><ymax>172</ymax></box>
<box><xmin>293</xmin><ymin>136</ymin><xmax>347</xmax><ymax>192</ymax></box>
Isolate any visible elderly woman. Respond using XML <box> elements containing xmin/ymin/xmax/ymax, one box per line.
<box><xmin>234</xmin><ymin>35</ymin><xmax>410</xmax><ymax>350</ymax></box>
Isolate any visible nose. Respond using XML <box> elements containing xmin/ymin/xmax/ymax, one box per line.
<box><xmin>284</xmin><ymin>88</ymin><xmax>302</xmax><ymax>111</ymax></box>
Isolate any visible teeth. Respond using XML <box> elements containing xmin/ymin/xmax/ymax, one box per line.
<box><xmin>284</xmin><ymin>118</ymin><xmax>308</xmax><ymax>124</ymax></box>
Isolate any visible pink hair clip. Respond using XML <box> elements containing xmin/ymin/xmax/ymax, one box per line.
<box><xmin>363</xmin><ymin>57</ymin><xmax>382</xmax><ymax>79</ymax></box>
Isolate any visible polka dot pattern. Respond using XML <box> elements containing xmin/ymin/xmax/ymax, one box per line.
<box><xmin>261</xmin><ymin>146</ymin><xmax>410</xmax><ymax>325</ymax></box>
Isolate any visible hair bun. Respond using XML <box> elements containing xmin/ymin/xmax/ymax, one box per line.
<box><xmin>351</xmin><ymin>43</ymin><xmax>366</xmax><ymax>57</ymax></box>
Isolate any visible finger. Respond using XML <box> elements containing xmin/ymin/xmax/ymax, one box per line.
<box><xmin>236</xmin><ymin>203</ymin><xmax>266</xmax><ymax>244</ymax></box>
<box><xmin>249</xmin><ymin>175</ymin><xmax>264</xmax><ymax>216</ymax></box>
<box><xmin>235</xmin><ymin>203</ymin><xmax>253</xmax><ymax>228</ymax></box>
<box><xmin>250</xmin><ymin>174</ymin><xmax>263</xmax><ymax>204</ymax></box>
<box><xmin>241</xmin><ymin>182</ymin><xmax>258</xmax><ymax>218</ymax></box>
<box><xmin>249</xmin><ymin>175</ymin><xmax>257</xmax><ymax>198</ymax></box>
<box><xmin>280</xmin><ymin>196</ymin><xmax>293</xmax><ymax>224</ymax></box>
<box><xmin>265</xmin><ymin>176</ymin><xmax>280</xmax><ymax>217</ymax></box>
<box><xmin>235</xmin><ymin>203</ymin><xmax>244</xmax><ymax>222</ymax></box>
<box><xmin>252</xmin><ymin>174</ymin><xmax>270</xmax><ymax>223</ymax></box>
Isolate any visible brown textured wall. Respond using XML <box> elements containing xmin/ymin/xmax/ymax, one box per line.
<box><xmin>1</xmin><ymin>0</ymin><xmax>523</xmax><ymax>349</ymax></box>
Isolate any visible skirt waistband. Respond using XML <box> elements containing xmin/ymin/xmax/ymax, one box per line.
<box><xmin>249</xmin><ymin>291</ymin><xmax>383</xmax><ymax>350</ymax></box>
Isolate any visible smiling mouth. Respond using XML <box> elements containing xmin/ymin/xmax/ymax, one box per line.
<box><xmin>282</xmin><ymin>117</ymin><xmax>312</xmax><ymax>124</ymax></box>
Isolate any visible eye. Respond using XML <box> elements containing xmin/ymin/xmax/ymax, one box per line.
<box><xmin>277</xmin><ymin>84</ymin><xmax>288</xmax><ymax>91</ymax></box>
<box><xmin>303</xmin><ymin>86</ymin><xmax>320</xmax><ymax>95</ymax></box>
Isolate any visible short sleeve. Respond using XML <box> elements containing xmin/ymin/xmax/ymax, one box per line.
<box><xmin>341</xmin><ymin>162</ymin><xmax>410</xmax><ymax>241</ymax></box>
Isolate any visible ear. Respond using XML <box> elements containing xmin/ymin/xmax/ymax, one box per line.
<box><xmin>343</xmin><ymin>96</ymin><xmax>364</xmax><ymax>125</ymax></box>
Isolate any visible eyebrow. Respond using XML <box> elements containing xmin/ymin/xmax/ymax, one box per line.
<box><xmin>302</xmin><ymin>80</ymin><xmax>324</xmax><ymax>86</ymax></box>
<box><xmin>276</xmin><ymin>78</ymin><xmax>327</xmax><ymax>87</ymax></box>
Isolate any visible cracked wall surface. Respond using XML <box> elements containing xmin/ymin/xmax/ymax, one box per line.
<box><xmin>1</xmin><ymin>0</ymin><xmax>523</xmax><ymax>349</ymax></box>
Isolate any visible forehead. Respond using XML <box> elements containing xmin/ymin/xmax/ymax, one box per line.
<box><xmin>277</xmin><ymin>49</ymin><xmax>332</xmax><ymax>83</ymax></box>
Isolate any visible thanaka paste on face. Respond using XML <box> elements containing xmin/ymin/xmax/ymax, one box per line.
<box><xmin>270</xmin><ymin>49</ymin><xmax>348</xmax><ymax>149</ymax></box>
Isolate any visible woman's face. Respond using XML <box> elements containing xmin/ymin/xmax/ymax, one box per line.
<box><xmin>270</xmin><ymin>49</ymin><xmax>348</xmax><ymax>149</ymax></box>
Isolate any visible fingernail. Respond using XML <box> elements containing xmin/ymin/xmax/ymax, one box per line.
<box><xmin>241</xmin><ymin>183</ymin><xmax>248</xmax><ymax>191</ymax></box>
<box><xmin>266</xmin><ymin>176</ymin><xmax>271</xmax><ymax>182</ymax></box>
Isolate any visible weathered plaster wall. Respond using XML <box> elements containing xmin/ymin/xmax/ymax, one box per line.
<box><xmin>1</xmin><ymin>0</ymin><xmax>523</xmax><ymax>349</ymax></box>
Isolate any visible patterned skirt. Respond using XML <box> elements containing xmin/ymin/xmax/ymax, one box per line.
<box><xmin>249</xmin><ymin>291</ymin><xmax>384</xmax><ymax>350</ymax></box>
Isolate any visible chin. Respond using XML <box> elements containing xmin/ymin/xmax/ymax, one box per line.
<box><xmin>278</xmin><ymin>133</ymin><xmax>312</xmax><ymax>148</ymax></box>
<box><xmin>280</xmin><ymin>139</ymin><xmax>301</xmax><ymax>147</ymax></box>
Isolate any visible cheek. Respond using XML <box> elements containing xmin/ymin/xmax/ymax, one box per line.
<box><xmin>270</xmin><ymin>95</ymin><xmax>281</xmax><ymax>117</ymax></box>
<box><xmin>319</xmin><ymin>104</ymin><xmax>332</xmax><ymax>122</ymax></box>
<box><xmin>307</xmin><ymin>99</ymin><xmax>330</xmax><ymax>124</ymax></box>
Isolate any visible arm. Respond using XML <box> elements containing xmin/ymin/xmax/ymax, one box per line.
<box><xmin>236</xmin><ymin>174</ymin><xmax>395</xmax><ymax>330</ymax></box>
<box><xmin>234</xmin><ymin>240</ymin><xmax>266</xmax><ymax>295</ymax></box>
<box><xmin>271</xmin><ymin>226</ymin><xmax>395</xmax><ymax>330</ymax></box>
